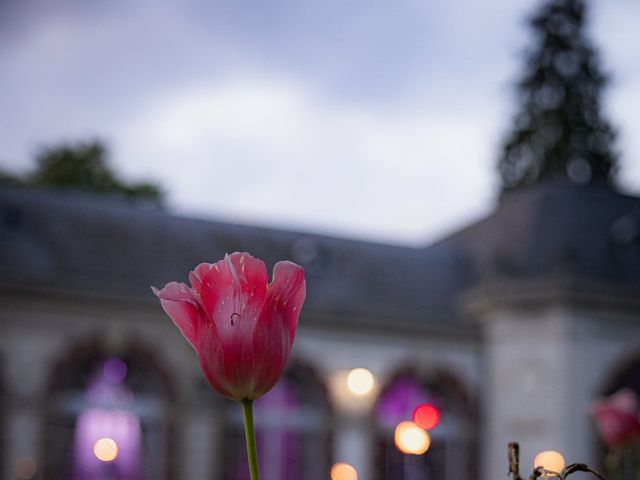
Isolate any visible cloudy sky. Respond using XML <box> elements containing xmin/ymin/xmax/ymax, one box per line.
<box><xmin>1</xmin><ymin>0</ymin><xmax>639</xmax><ymax>246</ymax></box>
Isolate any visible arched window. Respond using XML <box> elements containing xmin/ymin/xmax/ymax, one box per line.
<box><xmin>44</xmin><ymin>342</ymin><xmax>175</xmax><ymax>480</ymax></box>
<box><xmin>374</xmin><ymin>370</ymin><xmax>475</xmax><ymax>480</ymax></box>
<box><xmin>222</xmin><ymin>362</ymin><xmax>332</xmax><ymax>480</ymax></box>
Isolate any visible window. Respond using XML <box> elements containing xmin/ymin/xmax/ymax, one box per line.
<box><xmin>222</xmin><ymin>363</ymin><xmax>331</xmax><ymax>480</ymax></box>
<box><xmin>45</xmin><ymin>343</ymin><xmax>175</xmax><ymax>479</ymax></box>
<box><xmin>374</xmin><ymin>370</ymin><xmax>475</xmax><ymax>480</ymax></box>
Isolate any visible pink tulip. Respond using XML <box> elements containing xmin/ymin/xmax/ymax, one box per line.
<box><xmin>589</xmin><ymin>389</ymin><xmax>640</xmax><ymax>449</ymax></box>
<box><xmin>153</xmin><ymin>252</ymin><xmax>306</xmax><ymax>401</ymax></box>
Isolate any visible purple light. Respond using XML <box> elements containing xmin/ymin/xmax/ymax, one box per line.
<box><xmin>255</xmin><ymin>379</ymin><xmax>297</xmax><ymax>413</ymax></box>
<box><xmin>74</xmin><ymin>408</ymin><xmax>141</xmax><ymax>476</ymax></box>
<box><xmin>376</xmin><ymin>377</ymin><xmax>431</xmax><ymax>428</ymax></box>
<box><xmin>73</xmin><ymin>361</ymin><xmax>141</xmax><ymax>478</ymax></box>
<box><xmin>86</xmin><ymin>376</ymin><xmax>133</xmax><ymax>407</ymax></box>
<box><xmin>103</xmin><ymin>358</ymin><xmax>128</xmax><ymax>384</ymax></box>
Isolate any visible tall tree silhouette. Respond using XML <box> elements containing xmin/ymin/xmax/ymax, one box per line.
<box><xmin>498</xmin><ymin>0</ymin><xmax>617</xmax><ymax>191</ymax></box>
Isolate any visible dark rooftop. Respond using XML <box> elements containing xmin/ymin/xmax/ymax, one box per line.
<box><xmin>0</xmin><ymin>187</ymin><xmax>469</xmax><ymax>333</ymax></box>
<box><xmin>3</xmin><ymin>181</ymin><xmax>640</xmax><ymax>332</ymax></box>
<box><xmin>442</xmin><ymin>181</ymin><xmax>640</xmax><ymax>286</ymax></box>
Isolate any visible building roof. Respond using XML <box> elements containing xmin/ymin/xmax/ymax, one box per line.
<box><xmin>443</xmin><ymin>181</ymin><xmax>640</xmax><ymax>284</ymax></box>
<box><xmin>0</xmin><ymin>187</ymin><xmax>469</xmax><ymax>332</ymax></box>
<box><xmin>439</xmin><ymin>181</ymin><xmax>640</xmax><ymax>312</ymax></box>
<box><xmin>3</xmin><ymin>181</ymin><xmax>639</xmax><ymax>330</ymax></box>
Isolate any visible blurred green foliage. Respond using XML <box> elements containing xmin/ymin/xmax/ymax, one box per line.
<box><xmin>1</xmin><ymin>139</ymin><xmax>164</xmax><ymax>206</ymax></box>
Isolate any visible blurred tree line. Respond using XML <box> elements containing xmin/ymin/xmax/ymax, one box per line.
<box><xmin>0</xmin><ymin>139</ymin><xmax>164</xmax><ymax>205</ymax></box>
<box><xmin>498</xmin><ymin>0</ymin><xmax>618</xmax><ymax>191</ymax></box>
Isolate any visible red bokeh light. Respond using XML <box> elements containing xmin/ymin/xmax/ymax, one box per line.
<box><xmin>412</xmin><ymin>403</ymin><xmax>440</xmax><ymax>430</ymax></box>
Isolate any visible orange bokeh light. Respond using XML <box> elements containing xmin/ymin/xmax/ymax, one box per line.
<box><xmin>394</xmin><ymin>421</ymin><xmax>431</xmax><ymax>455</ymax></box>
<box><xmin>413</xmin><ymin>403</ymin><xmax>440</xmax><ymax>430</ymax></box>
<box><xmin>14</xmin><ymin>457</ymin><xmax>37</xmax><ymax>480</ymax></box>
<box><xmin>534</xmin><ymin>450</ymin><xmax>565</xmax><ymax>472</ymax></box>
<box><xmin>331</xmin><ymin>462</ymin><xmax>358</xmax><ymax>480</ymax></box>
<box><xmin>93</xmin><ymin>437</ymin><xmax>119</xmax><ymax>462</ymax></box>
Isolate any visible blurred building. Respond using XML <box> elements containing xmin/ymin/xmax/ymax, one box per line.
<box><xmin>1</xmin><ymin>180</ymin><xmax>640</xmax><ymax>480</ymax></box>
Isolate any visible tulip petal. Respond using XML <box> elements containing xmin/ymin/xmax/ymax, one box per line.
<box><xmin>199</xmin><ymin>253</ymin><xmax>268</xmax><ymax>330</ymax></box>
<box><xmin>197</xmin><ymin>320</ymin><xmax>235</xmax><ymax>399</ymax></box>
<box><xmin>188</xmin><ymin>262</ymin><xmax>212</xmax><ymax>292</ymax></box>
<box><xmin>250</xmin><ymin>261</ymin><xmax>306</xmax><ymax>397</ymax></box>
<box><xmin>152</xmin><ymin>282</ymin><xmax>203</xmax><ymax>350</ymax></box>
<box><xmin>265</xmin><ymin>261</ymin><xmax>306</xmax><ymax>343</ymax></box>
<box><xmin>198</xmin><ymin>252</ymin><xmax>270</xmax><ymax>399</ymax></box>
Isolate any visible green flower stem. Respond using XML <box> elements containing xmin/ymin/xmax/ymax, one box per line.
<box><xmin>241</xmin><ymin>399</ymin><xmax>260</xmax><ymax>480</ymax></box>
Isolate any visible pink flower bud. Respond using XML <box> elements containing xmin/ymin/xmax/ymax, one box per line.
<box><xmin>153</xmin><ymin>252</ymin><xmax>306</xmax><ymax>401</ymax></box>
<box><xmin>589</xmin><ymin>389</ymin><xmax>640</xmax><ymax>449</ymax></box>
